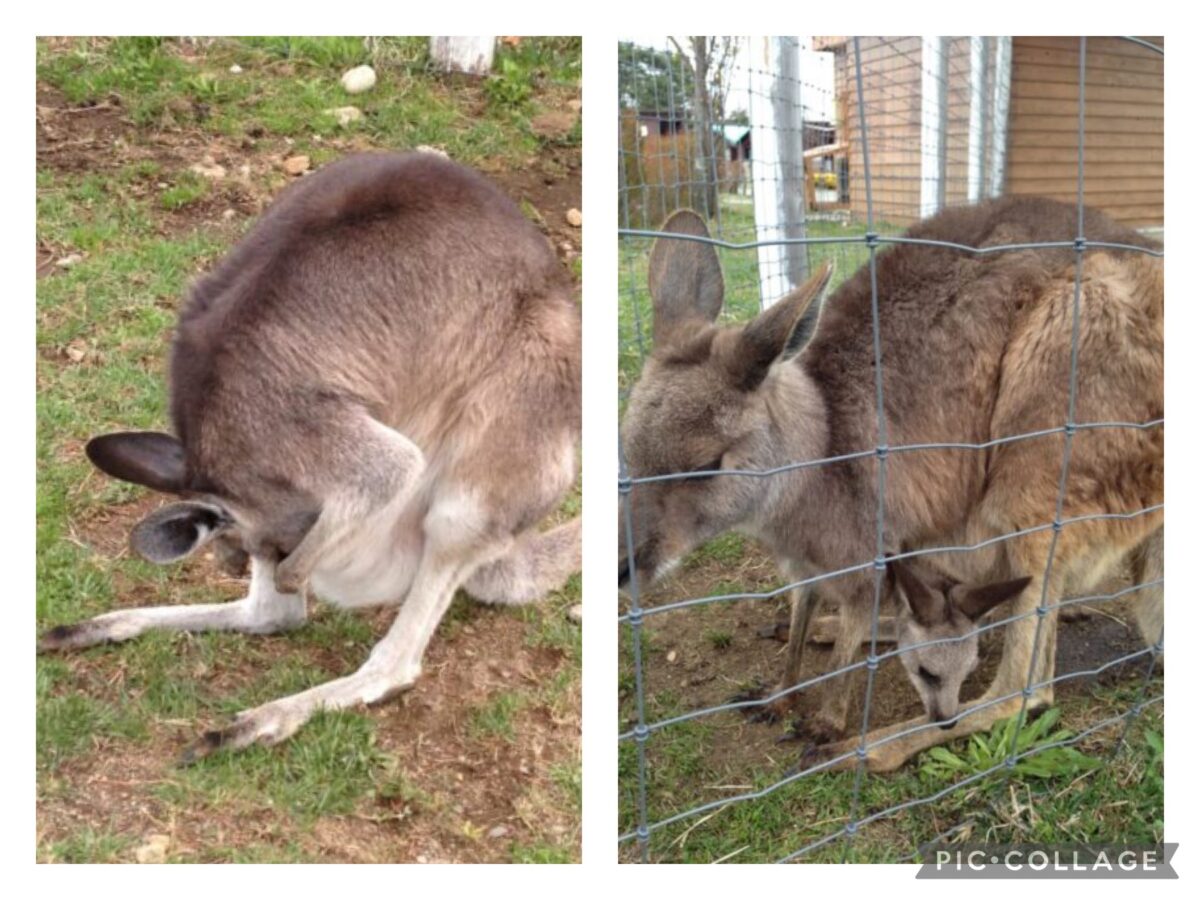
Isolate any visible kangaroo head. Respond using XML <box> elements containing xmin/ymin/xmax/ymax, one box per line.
<box><xmin>618</xmin><ymin>210</ymin><xmax>832</xmax><ymax>588</ymax></box>
<box><xmin>889</xmin><ymin>558</ymin><xmax>1033</xmax><ymax>727</ymax></box>
<box><xmin>86</xmin><ymin>431</ymin><xmax>317</xmax><ymax>569</ymax></box>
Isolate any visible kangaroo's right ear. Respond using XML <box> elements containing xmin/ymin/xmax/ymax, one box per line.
<box><xmin>86</xmin><ymin>431</ymin><xmax>187</xmax><ymax>494</ymax></box>
<box><xmin>647</xmin><ymin>210</ymin><xmax>724</xmax><ymax>344</ymax></box>
<box><xmin>889</xmin><ymin>559</ymin><xmax>946</xmax><ymax>627</ymax></box>
<box><xmin>130</xmin><ymin>501</ymin><xmax>230</xmax><ymax>564</ymax></box>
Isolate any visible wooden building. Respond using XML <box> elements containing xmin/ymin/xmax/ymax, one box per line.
<box><xmin>816</xmin><ymin>36</ymin><xmax>1163</xmax><ymax>230</ymax></box>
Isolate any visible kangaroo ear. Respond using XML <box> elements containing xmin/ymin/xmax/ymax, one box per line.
<box><xmin>725</xmin><ymin>261</ymin><xmax>833</xmax><ymax>391</ymax></box>
<box><xmin>951</xmin><ymin>576</ymin><xmax>1034</xmax><ymax>622</ymax></box>
<box><xmin>889</xmin><ymin>558</ymin><xmax>946</xmax><ymax>628</ymax></box>
<box><xmin>647</xmin><ymin>210</ymin><xmax>724</xmax><ymax>344</ymax></box>
<box><xmin>130</xmin><ymin>501</ymin><xmax>229</xmax><ymax>564</ymax></box>
<box><xmin>86</xmin><ymin>431</ymin><xmax>187</xmax><ymax>494</ymax></box>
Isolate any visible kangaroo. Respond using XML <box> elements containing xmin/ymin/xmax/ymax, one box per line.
<box><xmin>39</xmin><ymin>152</ymin><xmax>582</xmax><ymax>761</ymax></box>
<box><xmin>619</xmin><ymin>196</ymin><xmax>1162</xmax><ymax>772</ymax></box>
<box><xmin>888</xmin><ymin>559</ymin><xmax>1032</xmax><ymax>727</ymax></box>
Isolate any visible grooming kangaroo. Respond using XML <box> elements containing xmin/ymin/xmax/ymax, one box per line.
<box><xmin>619</xmin><ymin>196</ymin><xmax>1162</xmax><ymax>772</ymax></box>
<box><xmin>40</xmin><ymin>153</ymin><xmax>582</xmax><ymax>760</ymax></box>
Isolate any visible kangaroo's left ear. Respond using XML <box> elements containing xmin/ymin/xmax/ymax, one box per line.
<box><xmin>130</xmin><ymin>501</ymin><xmax>230</xmax><ymax>564</ymax></box>
<box><xmin>889</xmin><ymin>558</ymin><xmax>946</xmax><ymax>627</ymax></box>
<box><xmin>724</xmin><ymin>261</ymin><xmax>833</xmax><ymax>391</ymax></box>
<box><xmin>950</xmin><ymin>576</ymin><xmax>1034</xmax><ymax>622</ymax></box>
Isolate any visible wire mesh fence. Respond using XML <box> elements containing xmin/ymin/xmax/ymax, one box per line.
<box><xmin>618</xmin><ymin>36</ymin><xmax>1164</xmax><ymax>864</ymax></box>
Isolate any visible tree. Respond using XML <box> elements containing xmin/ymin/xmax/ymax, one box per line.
<box><xmin>667</xmin><ymin>37</ymin><xmax>740</xmax><ymax>218</ymax></box>
<box><xmin>617</xmin><ymin>41</ymin><xmax>694</xmax><ymax>114</ymax></box>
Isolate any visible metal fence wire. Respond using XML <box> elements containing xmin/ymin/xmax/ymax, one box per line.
<box><xmin>617</xmin><ymin>36</ymin><xmax>1164</xmax><ymax>863</ymax></box>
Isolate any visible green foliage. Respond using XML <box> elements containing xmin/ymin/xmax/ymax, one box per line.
<box><xmin>159</xmin><ymin>172</ymin><xmax>210</xmax><ymax>210</ymax></box>
<box><xmin>468</xmin><ymin>691</ymin><xmax>527</xmax><ymax>742</ymax></box>
<box><xmin>705</xmin><ymin>629</ymin><xmax>733</xmax><ymax>649</ymax></box>
<box><xmin>919</xmin><ymin>708</ymin><xmax>1102</xmax><ymax>783</ymax></box>
<box><xmin>485</xmin><ymin>56</ymin><xmax>534</xmax><ymax>110</ymax></box>
<box><xmin>618</xmin><ymin>41</ymin><xmax>695</xmax><ymax>112</ymax></box>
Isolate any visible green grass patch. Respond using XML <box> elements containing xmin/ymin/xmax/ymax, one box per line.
<box><xmin>468</xmin><ymin>691</ymin><xmax>527</xmax><ymax>743</ymax></box>
<box><xmin>618</xmin><ymin>670</ymin><xmax>1164</xmax><ymax>861</ymax></box>
<box><xmin>41</xmin><ymin>827</ymin><xmax>138</xmax><ymax>863</ymax></box>
<box><xmin>155</xmin><ymin>710</ymin><xmax>385</xmax><ymax>821</ymax></box>
<box><xmin>159</xmin><ymin>171</ymin><xmax>210</xmax><ymax>210</ymax></box>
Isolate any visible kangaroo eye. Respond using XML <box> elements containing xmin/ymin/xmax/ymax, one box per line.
<box><xmin>689</xmin><ymin>456</ymin><xmax>724</xmax><ymax>481</ymax></box>
<box><xmin>918</xmin><ymin>665</ymin><xmax>941</xmax><ymax>685</ymax></box>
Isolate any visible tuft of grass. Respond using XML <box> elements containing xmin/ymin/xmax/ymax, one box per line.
<box><xmin>40</xmin><ymin>828</ymin><xmax>138</xmax><ymax>863</ymax></box>
<box><xmin>373</xmin><ymin>761</ymin><xmax>435</xmax><ymax>819</ymax></box>
<box><xmin>468</xmin><ymin>691</ymin><xmax>527</xmax><ymax>743</ymax></box>
<box><xmin>704</xmin><ymin>629</ymin><xmax>733</xmax><ymax>650</ymax></box>
<box><xmin>159</xmin><ymin>172</ymin><xmax>210</xmax><ymax>210</ymax></box>
<box><xmin>510</xmin><ymin>842</ymin><xmax>575</xmax><ymax>863</ymax></box>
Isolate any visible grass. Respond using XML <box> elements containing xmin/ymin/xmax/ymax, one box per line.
<box><xmin>38</xmin><ymin>36</ymin><xmax>581</xmax><ymax>163</ymax></box>
<box><xmin>618</xmin><ymin>674</ymin><xmax>1164</xmax><ymax>863</ymax></box>
<box><xmin>37</xmin><ymin>35</ymin><xmax>581</xmax><ymax>864</ymax></box>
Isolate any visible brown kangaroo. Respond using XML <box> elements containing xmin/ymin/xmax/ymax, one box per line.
<box><xmin>619</xmin><ymin>196</ymin><xmax>1162</xmax><ymax>772</ymax></box>
<box><xmin>40</xmin><ymin>153</ymin><xmax>582</xmax><ymax>760</ymax></box>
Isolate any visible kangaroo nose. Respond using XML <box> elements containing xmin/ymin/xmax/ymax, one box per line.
<box><xmin>938</xmin><ymin>718</ymin><xmax>957</xmax><ymax>731</ymax></box>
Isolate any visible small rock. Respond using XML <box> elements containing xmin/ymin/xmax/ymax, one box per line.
<box><xmin>325</xmin><ymin>106</ymin><xmax>363</xmax><ymax>127</ymax></box>
<box><xmin>416</xmin><ymin>855</ymin><xmax>428</xmax><ymax>864</ymax></box>
<box><xmin>567</xmin><ymin>604</ymin><xmax>582</xmax><ymax>623</ymax></box>
<box><xmin>236</xmin><ymin>163</ymin><xmax>251</xmax><ymax>181</ymax></box>
<box><xmin>134</xmin><ymin>833</ymin><xmax>170</xmax><ymax>864</ymax></box>
<box><xmin>64</xmin><ymin>339</ymin><xmax>88</xmax><ymax>363</ymax></box>
<box><xmin>341</xmin><ymin>65</ymin><xmax>377</xmax><ymax>94</ymax></box>
<box><xmin>415</xmin><ymin>144</ymin><xmax>449</xmax><ymax>159</ymax></box>
<box><xmin>666</xmin><ymin>649</ymin><xmax>678</xmax><ymax>663</ymax></box>
<box><xmin>567</xmin><ymin>98</ymin><xmax>582</xmax><ymax>112</ymax></box>
<box><xmin>229</xmin><ymin>64</ymin><xmax>243</xmax><ymax>74</ymax></box>
<box><xmin>222</xmin><ymin>209</ymin><xmax>236</xmax><ymax>221</ymax></box>
<box><xmin>189</xmin><ymin>159</ymin><xmax>226</xmax><ymax>180</ymax></box>
<box><xmin>566</xmin><ymin>208</ymin><xmax>583</xmax><ymax>228</ymax></box>
<box><xmin>488</xmin><ymin>824</ymin><xmax>510</xmax><ymax>839</ymax></box>
<box><xmin>282</xmin><ymin>155</ymin><xmax>310</xmax><ymax>176</ymax></box>
<box><xmin>56</xmin><ymin>253</ymin><xmax>84</xmax><ymax>269</ymax></box>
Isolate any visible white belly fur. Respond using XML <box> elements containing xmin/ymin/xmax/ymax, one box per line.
<box><xmin>308</xmin><ymin>493</ymin><xmax>427</xmax><ymax>609</ymax></box>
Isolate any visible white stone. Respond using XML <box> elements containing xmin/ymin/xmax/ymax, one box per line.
<box><xmin>340</xmin><ymin>65</ymin><xmax>377</xmax><ymax>94</ymax></box>
<box><xmin>229</xmin><ymin>64</ymin><xmax>243</xmax><ymax>74</ymax></box>
<box><xmin>134</xmin><ymin>834</ymin><xmax>170</xmax><ymax>864</ymax></box>
<box><xmin>325</xmin><ymin>106</ymin><xmax>363</xmax><ymax>127</ymax></box>
<box><xmin>189</xmin><ymin>160</ymin><xmax>226</xmax><ymax>180</ymax></box>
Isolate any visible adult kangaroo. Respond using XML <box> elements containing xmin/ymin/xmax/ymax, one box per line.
<box><xmin>41</xmin><ymin>153</ymin><xmax>582</xmax><ymax>760</ymax></box>
<box><xmin>618</xmin><ymin>196</ymin><xmax>1162</xmax><ymax>772</ymax></box>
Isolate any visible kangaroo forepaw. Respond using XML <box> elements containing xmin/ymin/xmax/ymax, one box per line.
<box><xmin>729</xmin><ymin>679</ymin><xmax>767</xmax><ymax>706</ymax></box>
<box><xmin>777</xmin><ymin>712</ymin><xmax>844</xmax><ymax>747</ymax></box>
<box><xmin>730</xmin><ymin>682</ymin><xmax>797</xmax><ymax>725</ymax></box>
